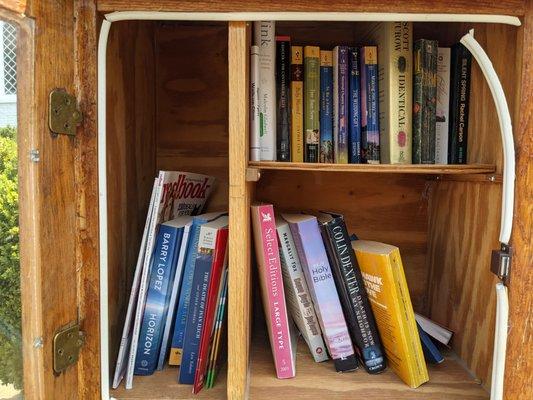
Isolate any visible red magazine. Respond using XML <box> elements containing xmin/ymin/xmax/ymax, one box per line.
<box><xmin>192</xmin><ymin>227</ymin><xmax>229</xmax><ymax>393</ymax></box>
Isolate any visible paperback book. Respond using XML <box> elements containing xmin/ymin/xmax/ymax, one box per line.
<box><xmin>360</xmin><ymin>46</ymin><xmax>380</xmax><ymax>164</ymax></box>
<box><xmin>333</xmin><ymin>46</ymin><xmax>349</xmax><ymax>164</ymax></box>
<box><xmin>320</xmin><ymin>50</ymin><xmax>334</xmax><ymax>163</ymax></box>
<box><xmin>304</xmin><ymin>46</ymin><xmax>320</xmax><ymax>163</ymax></box>
<box><xmin>290</xmin><ymin>46</ymin><xmax>304</xmax><ymax>162</ymax></box>
<box><xmin>276</xmin><ymin>215</ymin><xmax>328</xmax><ymax>363</ymax></box>
<box><xmin>284</xmin><ymin>213</ymin><xmax>358</xmax><ymax>372</ymax></box>
<box><xmin>352</xmin><ymin>240</ymin><xmax>429</xmax><ymax>388</ymax></box>
<box><xmin>435</xmin><ymin>47</ymin><xmax>451</xmax><ymax>164</ymax></box>
<box><xmin>251</xmin><ymin>204</ymin><xmax>297</xmax><ymax>379</ymax></box>
<box><xmin>348</xmin><ymin>47</ymin><xmax>362</xmax><ymax>164</ymax></box>
<box><xmin>318</xmin><ymin>212</ymin><xmax>386</xmax><ymax>373</ymax></box>
<box><xmin>276</xmin><ymin>36</ymin><xmax>291</xmax><ymax>162</ymax></box>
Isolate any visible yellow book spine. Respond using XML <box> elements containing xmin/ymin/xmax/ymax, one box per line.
<box><xmin>291</xmin><ymin>46</ymin><xmax>304</xmax><ymax>162</ymax></box>
<box><xmin>389</xmin><ymin>248</ymin><xmax>429</xmax><ymax>387</ymax></box>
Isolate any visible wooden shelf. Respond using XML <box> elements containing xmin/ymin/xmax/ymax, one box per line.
<box><xmin>248</xmin><ymin>161</ymin><xmax>497</xmax><ymax>177</ymax></box>
<box><xmin>249</xmin><ymin>337</ymin><xmax>488</xmax><ymax>399</ymax></box>
<box><xmin>111</xmin><ymin>366</ymin><xmax>226</xmax><ymax>400</ymax></box>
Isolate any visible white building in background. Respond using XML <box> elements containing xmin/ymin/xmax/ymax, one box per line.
<box><xmin>0</xmin><ymin>21</ymin><xmax>16</xmax><ymax>128</ymax></box>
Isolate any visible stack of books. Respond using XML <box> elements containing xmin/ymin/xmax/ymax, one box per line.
<box><xmin>250</xmin><ymin>21</ymin><xmax>472</xmax><ymax>165</ymax></box>
<box><xmin>112</xmin><ymin>171</ymin><xmax>229</xmax><ymax>394</ymax></box>
<box><xmin>252</xmin><ymin>204</ymin><xmax>453</xmax><ymax>388</ymax></box>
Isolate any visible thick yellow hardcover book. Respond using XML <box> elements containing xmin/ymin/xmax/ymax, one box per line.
<box><xmin>351</xmin><ymin>240</ymin><xmax>429</xmax><ymax>388</ymax></box>
<box><xmin>290</xmin><ymin>46</ymin><xmax>304</xmax><ymax>162</ymax></box>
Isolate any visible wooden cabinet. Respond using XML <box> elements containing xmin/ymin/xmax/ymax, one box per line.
<box><xmin>1</xmin><ymin>1</ymin><xmax>531</xmax><ymax>399</ymax></box>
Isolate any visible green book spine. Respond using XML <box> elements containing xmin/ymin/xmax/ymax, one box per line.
<box><xmin>413</xmin><ymin>39</ymin><xmax>438</xmax><ymax>164</ymax></box>
<box><xmin>304</xmin><ymin>46</ymin><xmax>320</xmax><ymax>163</ymax></box>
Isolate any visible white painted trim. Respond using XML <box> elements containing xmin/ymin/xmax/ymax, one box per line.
<box><xmin>0</xmin><ymin>93</ymin><xmax>16</xmax><ymax>103</ymax></box>
<box><xmin>104</xmin><ymin>11</ymin><xmax>521</xmax><ymax>26</ymax></box>
<box><xmin>491</xmin><ymin>283</ymin><xmax>509</xmax><ymax>400</ymax></box>
<box><xmin>98</xmin><ymin>18</ymin><xmax>112</xmax><ymax>400</ymax></box>
<box><xmin>460</xmin><ymin>31</ymin><xmax>515</xmax><ymax>245</ymax></box>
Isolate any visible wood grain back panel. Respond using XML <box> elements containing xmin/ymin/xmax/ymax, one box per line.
<box><xmin>427</xmin><ymin>180</ymin><xmax>501</xmax><ymax>390</ymax></box>
<box><xmin>154</xmin><ymin>21</ymin><xmax>229</xmax><ymax>212</ymax></box>
<box><xmin>106</xmin><ymin>20</ymin><xmax>157</xmax><ymax>366</ymax></box>
<box><xmin>255</xmin><ymin>172</ymin><xmax>430</xmax><ymax>311</ymax></box>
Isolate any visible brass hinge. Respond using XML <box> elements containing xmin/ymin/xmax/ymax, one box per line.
<box><xmin>49</xmin><ymin>89</ymin><xmax>83</xmax><ymax>136</ymax></box>
<box><xmin>53</xmin><ymin>323</ymin><xmax>85</xmax><ymax>374</ymax></box>
<box><xmin>491</xmin><ymin>244</ymin><xmax>512</xmax><ymax>286</ymax></box>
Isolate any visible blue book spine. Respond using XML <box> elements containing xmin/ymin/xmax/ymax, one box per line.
<box><xmin>360</xmin><ymin>46</ymin><xmax>380</xmax><ymax>164</ymax></box>
<box><xmin>319</xmin><ymin>51</ymin><xmax>334</xmax><ymax>163</ymax></box>
<box><xmin>134</xmin><ymin>224</ymin><xmax>181</xmax><ymax>375</ymax></box>
<box><xmin>178</xmin><ymin>246</ymin><xmax>214</xmax><ymax>384</ymax></box>
<box><xmin>417</xmin><ymin>322</ymin><xmax>444</xmax><ymax>364</ymax></box>
<box><xmin>348</xmin><ymin>48</ymin><xmax>362</xmax><ymax>164</ymax></box>
<box><xmin>337</xmin><ymin>46</ymin><xmax>349</xmax><ymax>164</ymax></box>
<box><xmin>169</xmin><ymin>219</ymin><xmax>205</xmax><ymax>365</ymax></box>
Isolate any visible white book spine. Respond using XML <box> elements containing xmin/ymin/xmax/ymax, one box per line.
<box><xmin>332</xmin><ymin>46</ymin><xmax>339</xmax><ymax>161</ymax></box>
<box><xmin>254</xmin><ymin>21</ymin><xmax>276</xmax><ymax>161</ymax></box>
<box><xmin>112</xmin><ymin>178</ymin><xmax>158</xmax><ymax>389</ymax></box>
<box><xmin>277</xmin><ymin>223</ymin><xmax>328</xmax><ymax>362</ymax></box>
<box><xmin>436</xmin><ymin>47</ymin><xmax>451</xmax><ymax>164</ymax></box>
<box><xmin>156</xmin><ymin>221</ymin><xmax>193</xmax><ymax>370</ymax></box>
<box><xmin>250</xmin><ymin>45</ymin><xmax>261</xmax><ymax>161</ymax></box>
<box><xmin>125</xmin><ymin>172</ymin><xmax>165</xmax><ymax>389</ymax></box>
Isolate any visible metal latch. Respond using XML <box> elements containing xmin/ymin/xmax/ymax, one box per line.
<box><xmin>53</xmin><ymin>323</ymin><xmax>85</xmax><ymax>373</ymax></box>
<box><xmin>49</xmin><ymin>89</ymin><xmax>83</xmax><ymax>136</ymax></box>
<box><xmin>491</xmin><ymin>244</ymin><xmax>512</xmax><ymax>285</ymax></box>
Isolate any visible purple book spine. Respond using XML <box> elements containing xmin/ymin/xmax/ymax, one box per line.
<box><xmin>289</xmin><ymin>217</ymin><xmax>357</xmax><ymax>371</ymax></box>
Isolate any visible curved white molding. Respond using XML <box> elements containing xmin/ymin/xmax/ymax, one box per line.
<box><xmin>98</xmin><ymin>18</ymin><xmax>112</xmax><ymax>400</ymax></box>
<box><xmin>104</xmin><ymin>11</ymin><xmax>521</xmax><ymax>26</ymax></box>
<box><xmin>460</xmin><ymin>31</ymin><xmax>515</xmax><ymax>245</ymax></box>
<box><xmin>491</xmin><ymin>283</ymin><xmax>509</xmax><ymax>400</ymax></box>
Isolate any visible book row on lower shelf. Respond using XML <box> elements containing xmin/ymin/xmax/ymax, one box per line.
<box><xmin>251</xmin><ymin>21</ymin><xmax>472</xmax><ymax>165</ymax></box>
<box><xmin>251</xmin><ymin>204</ymin><xmax>453</xmax><ymax>388</ymax></box>
<box><xmin>112</xmin><ymin>170</ymin><xmax>228</xmax><ymax>394</ymax></box>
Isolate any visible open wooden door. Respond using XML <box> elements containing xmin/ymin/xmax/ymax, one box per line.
<box><xmin>0</xmin><ymin>1</ymin><xmax>100</xmax><ymax>398</ymax></box>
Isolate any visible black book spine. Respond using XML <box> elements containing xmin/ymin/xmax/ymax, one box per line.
<box><xmin>320</xmin><ymin>215</ymin><xmax>386</xmax><ymax>374</ymax></box>
<box><xmin>448</xmin><ymin>43</ymin><xmax>472</xmax><ymax>164</ymax></box>
<box><xmin>276</xmin><ymin>37</ymin><xmax>291</xmax><ymax>162</ymax></box>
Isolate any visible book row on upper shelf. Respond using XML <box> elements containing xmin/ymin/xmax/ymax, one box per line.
<box><xmin>250</xmin><ymin>21</ymin><xmax>472</xmax><ymax>165</ymax></box>
<box><xmin>112</xmin><ymin>171</ymin><xmax>228</xmax><ymax>394</ymax></box>
<box><xmin>251</xmin><ymin>204</ymin><xmax>454</xmax><ymax>388</ymax></box>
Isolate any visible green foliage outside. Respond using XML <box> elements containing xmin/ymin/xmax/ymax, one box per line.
<box><xmin>0</xmin><ymin>125</ymin><xmax>22</xmax><ymax>389</ymax></box>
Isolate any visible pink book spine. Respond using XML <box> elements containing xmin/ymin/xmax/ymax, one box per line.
<box><xmin>258</xmin><ymin>205</ymin><xmax>295</xmax><ymax>379</ymax></box>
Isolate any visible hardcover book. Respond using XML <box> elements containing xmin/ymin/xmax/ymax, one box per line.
<box><xmin>179</xmin><ymin>216</ymin><xmax>229</xmax><ymax>385</ymax></box>
<box><xmin>251</xmin><ymin>204</ymin><xmax>297</xmax><ymax>379</ymax></box>
<box><xmin>169</xmin><ymin>211</ymin><xmax>227</xmax><ymax>367</ymax></box>
<box><xmin>134</xmin><ymin>218</ymin><xmax>189</xmax><ymax>375</ymax></box>
<box><xmin>304</xmin><ymin>46</ymin><xmax>320</xmax><ymax>163</ymax></box>
<box><xmin>320</xmin><ymin>50</ymin><xmax>334</xmax><ymax>163</ymax></box>
<box><xmin>191</xmin><ymin>221</ymin><xmax>229</xmax><ymax>391</ymax></box>
<box><xmin>157</xmin><ymin>218</ymin><xmax>194</xmax><ymax>370</ymax></box>
<box><xmin>276</xmin><ymin>36</ymin><xmax>291</xmax><ymax>162</ymax></box>
<box><xmin>250</xmin><ymin>45</ymin><xmax>261</xmax><ymax>161</ymax></box>
<box><xmin>435</xmin><ymin>47</ymin><xmax>451</xmax><ymax>164</ymax></box>
<box><xmin>348</xmin><ymin>48</ymin><xmax>362</xmax><ymax>164</ymax></box>
<box><xmin>283</xmin><ymin>213</ymin><xmax>358</xmax><ymax>372</ymax></box>
<box><xmin>448</xmin><ymin>43</ymin><xmax>472</xmax><ymax>164</ymax></box>
<box><xmin>413</xmin><ymin>39</ymin><xmax>438</xmax><ymax>164</ymax></box>
<box><xmin>318</xmin><ymin>212</ymin><xmax>386</xmax><ymax>373</ymax></box>
<box><xmin>290</xmin><ymin>46</ymin><xmax>304</xmax><ymax>162</ymax></box>
<box><xmin>333</xmin><ymin>46</ymin><xmax>349</xmax><ymax>164</ymax></box>
<box><xmin>276</xmin><ymin>215</ymin><xmax>328</xmax><ymax>363</ymax></box>
<box><xmin>365</xmin><ymin>22</ymin><xmax>413</xmax><ymax>164</ymax></box>
<box><xmin>360</xmin><ymin>46</ymin><xmax>380</xmax><ymax>164</ymax></box>
<box><xmin>124</xmin><ymin>171</ymin><xmax>215</xmax><ymax>389</ymax></box>
<box><xmin>254</xmin><ymin>21</ymin><xmax>276</xmax><ymax>161</ymax></box>
<box><xmin>352</xmin><ymin>240</ymin><xmax>429</xmax><ymax>388</ymax></box>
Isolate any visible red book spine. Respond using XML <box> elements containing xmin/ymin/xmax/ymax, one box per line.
<box><xmin>192</xmin><ymin>227</ymin><xmax>229</xmax><ymax>394</ymax></box>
